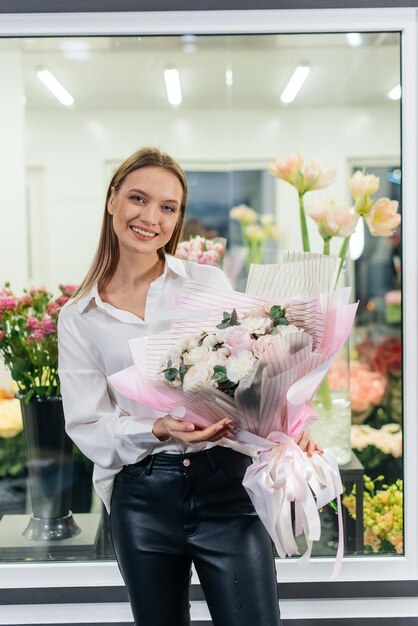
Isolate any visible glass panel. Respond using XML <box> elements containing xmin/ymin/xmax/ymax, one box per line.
<box><xmin>0</xmin><ymin>31</ymin><xmax>402</xmax><ymax>562</ymax></box>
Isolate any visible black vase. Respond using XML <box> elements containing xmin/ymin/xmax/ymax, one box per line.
<box><xmin>18</xmin><ymin>395</ymin><xmax>80</xmax><ymax>541</ymax></box>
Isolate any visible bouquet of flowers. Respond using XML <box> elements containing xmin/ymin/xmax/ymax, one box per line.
<box><xmin>108</xmin><ymin>252</ymin><xmax>357</xmax><ymax>577</ymax></box>
<box><xmin>0</xmin><ymin>282</ymin><xmax>78</xmax><ymax>403</ymax></box>
<box><xmin>175</xmin><ymin>235</ymin><xmax>226</xmax><ymax>267</ymax></box>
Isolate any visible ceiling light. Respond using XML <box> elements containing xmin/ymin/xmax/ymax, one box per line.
<box><xmin>37</xmin><ymin>69</ymin><xmax>74</xmax><ymax>106</ymax></box>
<box><xmin>346</xmin><ymin>33</ymin><xmax>363</xmax><ymax>47</ymax></box>
<box><xmin>164</xmin><ymin>68</ymin><xmax>182</xmax><ymax>106</ymax></box>
<box><xmin>59</xmin><ymin>40</ymin><xmax>91</xmax><ymax>61</ymax></box>
<box><xmin>280</xmin><ymin>65</ymin><xmax>310</xmax><ymax>104</ymax></box>
<box><xmin>388</xmin><ymin>84</ymin><xmax>401</xmax><ymax>100</ymax></box>
<box><xmin>225</xmin><ymin>69</ymin><xmax>233</xmax><ymax>87</ymax></box>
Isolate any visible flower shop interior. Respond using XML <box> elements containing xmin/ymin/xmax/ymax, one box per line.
<box><xmin>0</xmin><ymin>4</ymin><xmax>416</xmax><ymax>625</ymax></box>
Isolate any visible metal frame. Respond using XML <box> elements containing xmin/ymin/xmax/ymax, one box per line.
<box><xmin>0</xmin><ymin>7</ymin><xmax>416</xmax><ymax>609</ymax></box>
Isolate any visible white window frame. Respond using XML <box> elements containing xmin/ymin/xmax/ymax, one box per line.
<box><xmin>0</xmin><ymin>7</ymin><xmax>415</xmax><ymax>591</ymax></box>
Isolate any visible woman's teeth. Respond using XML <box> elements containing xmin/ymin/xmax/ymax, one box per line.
<box><xmin>130</xmin><ymin>226</ymin><xmax>156</xmax><ymax>237</ymax></box>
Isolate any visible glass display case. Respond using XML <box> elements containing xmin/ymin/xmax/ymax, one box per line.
<box><xmin>0</xmin><ymin>6</ymin><xmax>416</xmax><ymax>623</ymax></box>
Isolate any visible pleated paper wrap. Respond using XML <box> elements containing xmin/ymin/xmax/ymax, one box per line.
<box><xmin>108</xmin><ymin>252</ymin><xmax>358</xmax><ymax>578</ymax></box>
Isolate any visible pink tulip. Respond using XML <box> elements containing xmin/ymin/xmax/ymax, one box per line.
<box><xmin>307</xmin><ymin>198</ymin><xmax>359</xmax><ymax>239</ymax></box>
<box><xmin>0</xmin><ymin>330</ymin><xmax>4</xmax><ymax>341</ymax></box>
<box><xmin>303</xmin><ymin>159</ymin><xmax>336</xmax><ymax>191</ymax></box>
<box><xmin>268</xmin><ymin>150</ymin><xmax>304</xmax><ymax>186</ymax></box>
<box><xmin>365</xmin><ymin>198</ymin><xmax>401</xmax><ymax>237</ymax></box>
<box><xmin>347</xmin><ymin>170</ymin><xmax>380</xmax><ymax>200</ymax></box>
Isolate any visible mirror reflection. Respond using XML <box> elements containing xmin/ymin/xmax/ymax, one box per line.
<box><xmin>0</xmin><ymin>32</ymin><xmax>401</xmax><ymax>563</ymax></box>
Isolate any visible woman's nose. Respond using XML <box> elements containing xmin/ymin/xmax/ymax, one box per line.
<box><xmin>140</xmin><ymin>202</ymin><xmax>159</xmax><ymax>224</ymax></box>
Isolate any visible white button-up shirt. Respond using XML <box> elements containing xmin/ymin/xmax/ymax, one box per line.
<box><xmin>57</xmin><ymin>254</ymin><xmax>237</xmax><ymax>513</ymax></box>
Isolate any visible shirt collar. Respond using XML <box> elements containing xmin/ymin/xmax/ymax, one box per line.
<box><xmin>76</xmin><ymin>253</ymin><xmax>187</xmax><ymax>314</ymax></box>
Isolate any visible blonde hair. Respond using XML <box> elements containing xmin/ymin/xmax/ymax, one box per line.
<box><xmin>70</xmin><ymin>147</ymin><xmax>187</xmax><ymax>304</ymax></box>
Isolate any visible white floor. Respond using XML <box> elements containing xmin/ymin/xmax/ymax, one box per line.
<box><xmin>1</xmin><ymin>597</ymin><xmax>418</xmax><ymax>623</ymax></box>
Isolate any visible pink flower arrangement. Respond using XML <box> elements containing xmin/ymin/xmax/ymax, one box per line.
<box><xmin>328</xmin><ymin>360</ymin><xmax>386</xmax><ymax>414</ymax></box>
<box><xmin>175</xmin><ymin>235</ymin><xmax>225</xmax><ymax>266</ymax></box>
<box><xmin>0</xmin><ymin>282</ymin><xmax>78</xmax><ymax>402</ymax></box>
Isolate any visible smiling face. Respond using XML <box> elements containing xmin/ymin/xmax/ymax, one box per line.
<box><xmin>107</xmin><ymin>166</ymin><xmax>184</xmax><ymax>258</ymax></box>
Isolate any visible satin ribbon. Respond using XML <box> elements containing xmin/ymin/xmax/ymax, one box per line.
<box><xmin>241</xmin><ymin>432</ymin><xmax>344</xmax><ymax>579</ymax></box>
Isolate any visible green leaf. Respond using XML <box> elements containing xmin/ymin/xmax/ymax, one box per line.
<box><xmin>11</xmin><ymin>358</ymin><xmax>29</xmax><ymax>379</ymax></box>
<box><xmin>167</xmin><ymin>359</ymin><xmax>172</xmax><ymax>368</ymax></box>
<box><xmin>230</xmin><ymin>308</ymin><xmax>240</xmax><ymax>326</ymax></box>
<box><xmin>164</xmin><ymin>368</ymin><xmax>179</xmax><ymax>382</ymax></box>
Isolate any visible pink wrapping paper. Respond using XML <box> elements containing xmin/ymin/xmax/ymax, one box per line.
<box><xmin>108</xmin><ymin>256</ymin><xmax>357</xmax><ymax>578</ymax></box>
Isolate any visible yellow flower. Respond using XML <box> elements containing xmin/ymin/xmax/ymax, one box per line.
<box><xmin>0</xmin><ymin>399</ymin><xmax>23</xmax><ymax>438</ymax></box>
<box><xmin>230</xmin><ymin>204</ymin><xmax>258</xmax><ymax>225</ymax></box>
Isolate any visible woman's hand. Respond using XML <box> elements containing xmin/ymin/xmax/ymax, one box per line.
<box><xmin>295</xmin><ymin>429</ymin><xmax>323</xmax><ymax>457</ymax></box>
<box><xmin>152</xmin><ymin>416</ymin><xmax>235</xmax><ymax>444</ymax></box>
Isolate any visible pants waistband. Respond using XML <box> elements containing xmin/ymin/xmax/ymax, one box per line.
<box><xmin>130</xmin><ymin>445</ymin><xmax>246</xmax><ymax>474</ymax></box>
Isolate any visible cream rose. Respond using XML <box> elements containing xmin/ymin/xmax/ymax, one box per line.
<box><xmin>241</xmin><ymin>316</ymin><xmax>273</xmax><ymax>336</ymax></box>
<box><xmin>183</xmin><ymin>345</ymin><xmax>210</xmax><ymax>366</ymax></box>
<box><xmin>221</xmin><ymin>326</ymin><xmax>255</xmax><ymax>356</ymax></box>
<box><xmin>199</xmin><ymin>351</ymin><xmax>228</xmax><ymax>367</ymax></box>
<box><xmin>182</xmin><ymin>364</ymin><xmax>216</xmax><ymax>393</ymax></box>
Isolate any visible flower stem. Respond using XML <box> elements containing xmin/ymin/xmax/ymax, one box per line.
<box><xmin>316</xmin><ymin>375</ymin><xmax>333</xmax><ymax>413</ymax></box>
<box><xmin>323</xmin><ymin>238</ymin><xmax>330</xmax><ymax>256</ymax></box>
<box><xmin>337</xmin><ymin>236</ymin><xmax>350</xmax><ymax>281</ymax></box>
<box><xmin>299</xmin><ymin>193</ymin><xmax>311</xmax><ymax>253</ymax></box>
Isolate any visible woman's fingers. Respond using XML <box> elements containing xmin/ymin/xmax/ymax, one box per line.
<box><xmin>169</xmin><ymin>417</ymin><xmax>234</xmax><ymax>443</ymax></box>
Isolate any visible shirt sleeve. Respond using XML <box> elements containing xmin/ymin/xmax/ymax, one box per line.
<box><xmin>57</xmin><ymin>306</ymin><xmax>167</xmax><ymax>470</ymax></box>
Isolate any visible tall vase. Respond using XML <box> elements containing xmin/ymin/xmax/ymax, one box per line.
<box><xmin>18</xmin><ymin>395</ymin><xmax>80</xmax><ymax>541</ymax></box>
<box><xmin>308</xmin><ymin>261</ymin><xmax>353</xmax><ymax>466</ymax></box>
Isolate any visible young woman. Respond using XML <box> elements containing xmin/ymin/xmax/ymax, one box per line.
<box><xmin>58</xmin><ymin>146</ymin><xmax>321</xmax><ymax>626</ymax></box>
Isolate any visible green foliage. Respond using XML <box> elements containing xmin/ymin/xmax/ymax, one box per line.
<box><xmin>0</xmin><ymin>432</ymin><xmax>27</xmax><ymax>478</ymax></box>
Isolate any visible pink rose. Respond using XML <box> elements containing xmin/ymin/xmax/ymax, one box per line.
<box><xmin>222</xmin><ymin>326</ymin><xmax>254</xmax><ymax>356</ymax></box>
<box><xmin>41</xmin><ymin>316</ymin><xmax>56</xmax><ymax>335</ymax></box>
<box><xmin>0</xmin><ymin>330</ymin><xmax>4</xmax><ymax>341</ymax></box>
<box><xmin>26</xmin><ymin>316</ymin><xmax>41</xmax><ymax>331</ymax></box>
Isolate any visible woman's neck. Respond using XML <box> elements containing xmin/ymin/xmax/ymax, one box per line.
<box><xmin>100</xmin><ymin>253</ymin><xmax>165</xmax><ymax>293</ymax></box>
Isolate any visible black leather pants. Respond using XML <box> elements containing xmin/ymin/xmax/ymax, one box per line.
<box><xmin>109</xmin><ymin>446</ymin><xmax>282</xmax><ymax>626</ymax></box>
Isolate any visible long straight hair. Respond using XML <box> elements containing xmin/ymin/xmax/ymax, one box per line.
<box><xmin>69</xmin><ymin>147</ymin><xmax>188</xmax><ymax>304</ymax></box>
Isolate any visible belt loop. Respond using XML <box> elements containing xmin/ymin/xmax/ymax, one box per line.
<box><xmin>206</xmin><ymin>448</ymin><xmax>219</xmax><ymax>472</ymax></box>
<box><xmin>145</xmin><ymin>454</ymin><xmax>156</xmax><ymax>476</ymax></box>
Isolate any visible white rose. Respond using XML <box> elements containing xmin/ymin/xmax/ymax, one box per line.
<box><xmin>183</xmin><ymin>364</ymin><xmax>215</xmax><ymax>393</ymax></box>
<box><xmin>273</xmin><ymin>324</ymin><xmax>302</xmax><ymax>337</ymax></box>
<box><xmin>183</xmin><ymin>345</ymin><xmax>210</xmax><ymax>366</ymax></box>
<box><xmin>199</xmin><ymin>351</ymin><xmax>227</xmax><ymax>367</ymax></box>
<box><xmin>183</xmin><ymin>336</ymin><xmax>200</xmax><ymax>351</ymax></box>
<box><xmin>241</xmin><ymin>316</ymin><xmax>273</xmax><ymax>336</ymax></box>
<box><xmin>225</xmin><ymin>350</ymin><xmax>256</xmax><ymax>384</ymax></box>
<box><xmin>202</xmin><ymin>333</ymin><xmax>220</xmax><ymax>348</ymax></box>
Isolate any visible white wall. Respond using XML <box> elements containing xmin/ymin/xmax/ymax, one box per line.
<box><xmin>21</xmin><ymin>103</ymin><xmax>400</xmax><ymax>289</ymax></box>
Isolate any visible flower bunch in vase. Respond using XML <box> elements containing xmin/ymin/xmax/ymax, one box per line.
<box><xmin>268</xmin><ymin>151</ymin><xmax>401</xmax><ymax>464</ymax></box>
<box><xmin>229</xmin><ymin>205</ymin><xmax>280</xmax><ymax>269</ymax></box>
<box><xmin>175</xmin><ymin>235</ymin><xmax>226</xmax><ymax>267</ymax></box>
<box><xmin>343</xmin><ymin>474</ymin><xmax>403</xmax><ymax>554</ymax></box>
<box><xmin>0</xmin><ymin>282</ymin><xmax>77</xmax><ymax>404</ymax></box>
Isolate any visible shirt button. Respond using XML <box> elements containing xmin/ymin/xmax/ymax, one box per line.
<box><xmin>182</xmin><ymin>458</ymin><xmax>191</xmax><ymax>467</ymax></box>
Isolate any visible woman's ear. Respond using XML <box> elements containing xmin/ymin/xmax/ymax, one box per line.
<box><xmin>107</xmin><ymin>186</ymin><xmax>116</xmax><ymax>215</ymax></box>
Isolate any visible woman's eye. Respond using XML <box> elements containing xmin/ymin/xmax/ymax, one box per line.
<box><xmin>130</xmin><ymin>195</ymin><xmax>145</xmax><ymax>203</ymax></box>
<box><xmin>163</xmin><ymin>205</ymin><xmax>176</xmax><ymax>213</ymax></box>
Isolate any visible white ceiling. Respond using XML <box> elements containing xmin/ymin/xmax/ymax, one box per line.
<box><xmin>1</xmin><ymin>33</ymin><xmax>401</xmax><ymax>110</ymax></box>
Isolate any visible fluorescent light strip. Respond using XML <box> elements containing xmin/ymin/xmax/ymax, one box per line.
<box><xmin>164</xmin><ymin>68</ymin><xmax>182</xmax><ymax>106</ymax></box>
<box><xmin>37</xmin><ymin>69</ymin><xmax>74</xmax><ymax>106</ymax></box>
<box><xmin>225</xmin><ymin>68</ymin><xmax>233</xmax><ymax>87</ymax></box>
<box><xmin>388</xmin><ymin>84</ymin><xmax>401</xmax><ymax>100</ymax></box>
<box><xmin>280</xmin><ymin>65</ymin><xmax>310</xmax><ymax>104</ymax></box>
<box><xmin>346</xmin><ymin>32</ymin><xmax>363</xmax><ymax>47</ymax></box>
